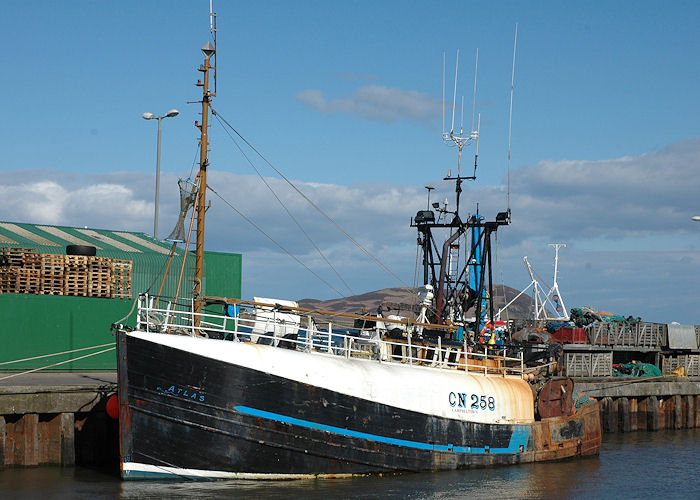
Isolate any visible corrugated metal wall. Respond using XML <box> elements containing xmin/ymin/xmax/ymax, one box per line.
<box><xmin>0</xmin><ymin>222</ymin><xmax>242</xmax><ymax>370</ymax></box>
<box><xmin>1</xmin><ymin>294</ymin><xmax>127</xmax><ymax>371</ymax></box>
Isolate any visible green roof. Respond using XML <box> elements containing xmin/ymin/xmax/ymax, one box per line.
<box><xmin>0</xmin><ymin>221</ymin><xmax>180</xmax><ymax>257</ymax></box>
<box><xmin>0</xmin><ymin>221</ymin><xmax>241</xmax><ymax>300</ymax></box>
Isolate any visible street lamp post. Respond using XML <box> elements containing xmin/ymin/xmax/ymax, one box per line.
<box><xmin>142</xmin><ymin>109</ymin><xmax>179</xmax><ymax>238</ymax></box>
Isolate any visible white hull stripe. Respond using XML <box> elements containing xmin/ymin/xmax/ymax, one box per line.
<box><xmin>128</xmin><ymin>330</ymin><xmax>535</xmax><ymax>424</ymax></box>
<box><xmin>236</xmin><ymin>405</ymin><xmax>529</xmax><ymax>454</ymax></box>
<box><xmin>122</xmin><ymin>462</ymin><xmax>356</xmax><ymax>480</ymax></box>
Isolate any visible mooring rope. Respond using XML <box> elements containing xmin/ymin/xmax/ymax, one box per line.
<box><xmin>0</xmin><ymin>346</ymin><xmax>116</xmax><ymax>382</ymax></box>
<box><xmin>112</xmin><ymin>296</ymin><xmax>139</xmax><ymax>328</ymax></box>
<box><xmin>0</xmin><ymin>342</ymin><xmax>116</xmax><ymax>366</ymax></box>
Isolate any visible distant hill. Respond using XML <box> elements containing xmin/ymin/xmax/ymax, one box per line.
<box><xmin>298</xmin><ymin>285</ymin><xmax>538</xmax><ymax>320</ymax></box>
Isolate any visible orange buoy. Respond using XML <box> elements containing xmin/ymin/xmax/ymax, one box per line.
<box><xmin>106</xmin><ymin>394</ymin><xmax>119</xmax><ymax>419</ymax></box>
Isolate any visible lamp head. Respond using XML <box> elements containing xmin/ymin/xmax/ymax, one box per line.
<box><xmin>142</xmin><ymin>112</ymin><xmax>155</xmax><ymax>120</ymax></box>
<box><xmin>165</xmin><ymin>109</ymin><xmax>179</xmax><ymax>118</ymax></box>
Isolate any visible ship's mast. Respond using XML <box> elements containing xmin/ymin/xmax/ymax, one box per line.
<box><xmin>193</xmin><ymin>41</ymin><xmax>216</xmax><ymax>327</ymax></box>
<box><xmin>412</xmin><ymin>46</ymin><xmax>511</xmax><ymax>334</ymax></box>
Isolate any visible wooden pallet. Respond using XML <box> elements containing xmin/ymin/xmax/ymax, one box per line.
<box><xmin>88</xmin><ymin>284</ymin><xmax>111</xmax><ymax>298</ymax></box>
<box><xmin>64</xmin><ymin>272</ymin><xmax>88</xmax><ymax>296</ymax></box>
<box><xmin>40</xmin><ymin>253</ymin><xmax>65</xmax><ymax>295</ymax></box>
<box><xmin>87</xmin><ymin>256</ymin><xmax>112</xmax><ymax>298</ymax></box>
<box><xmin>111</xmin><ymin>259</ymin><xmax>132</xmax><ymax>275</ymax></box>
<box><xmin>88</xmin><ymin>272</ymin><xmax>111</xmax><ymax>298</ymax></box>
<box><xmin>41</xmin><ymin>284</ymin><xmax>65</xmax><ymax>295</ymax></box>
<box><xmin>16</xmin><ymin>268</ymin><xmax>41</xmax><ymax>294</ymax></box>
<box><xmin>88</xmin><ymin>287</ymin><xmax>111</xmax><ymax>298</ymax></box>
<box><xmin>41</xmin><ymin>253</ymin><xmax>65</xmax><ymax>268</ymax></box>
<box><xmin>0</xmin><ymin>268</ymin><xmax>18</xmax><ymax>293</ymax></box>
<box><xmin>22</xmin><ymin>251</ymin><xmax>42</xmax><ymax>270</ymax></box>
<box><xmin>89</xmin><ymin>256</ymin><xmax>112</xmax><ymax>272</ymax></box>
<box><xmin>0</xmin><ymin>247</ymin><xmax>39</xmax><ymax>267</ymax></box>
<box><xmin>64</xmin><ymin>255</ymin><xmax>89</xmax><ymax>270</ymax></box>
<box><xmin>111</xmin><ymin>283</ymin><xmax>132</xmax><ymax>299</ymax></box>
<box><xmin>41</xmin><ymin>272</ymin><xmax>65</xmax><ymax>295</ymax></box>
<box><xmin>64</xmin><ymin>255</ymin><xmax>88</xmax><ymax>297</ymax></box>
<box><xmin>111</xmin><ymin>259</ymin><xmax>133</xmax><ymax>299</ymax></box>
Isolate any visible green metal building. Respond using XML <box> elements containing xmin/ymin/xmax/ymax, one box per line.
<box><xmin>0</xmin><ymin>221</ymin><xmax>241</xmax><ymax>371</ymax></box>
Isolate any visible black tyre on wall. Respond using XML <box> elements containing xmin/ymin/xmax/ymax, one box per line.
<box><xmin>66</xmin><ymin>245</ymin><xmax>97</xmax><ymax>256</ymax></box>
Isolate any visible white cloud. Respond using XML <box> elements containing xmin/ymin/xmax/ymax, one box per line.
<box><xmin>0</xmin><ymin>174</ymin><xmax>154</xmax><ymax>232</ymax></box>
<box><xmin>3</xmin><ymin>181</ymin><xmax>68</xmax><ymax>224</ymax></box>
<box><xmin>505</xmin><ymin>137</ymin><xmax>700</xmax><ymax>240</ymax></box>
<box><xmin>296</xmin><ymin>85</ymin><xmax>441</xmax><ymax>123</ymax></box>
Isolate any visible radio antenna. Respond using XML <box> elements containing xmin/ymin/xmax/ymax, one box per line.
<box><xmin>471</xmin><ymin>48</ymin><xmax>478</xmax><ymax>134</ymax></box>
<box><xmin>471</xmin><ymin>48</ymin><xmax>479</xmax><ymax>177</ymax></box>
<box><xmin>451</xmin><ymin>49</ymin><xmax>459</xmax><ymax>136</ymax></box>
<box><xmin>441</xmin><ymin>49</ymin><xmax>479</xmax><ymax>216</ymax></box>
<box><xmin>507</xmin><ymin>23</ymin><xmax>518</xmax><ymax>216</ymax></box>
<box><xmin>209</xmin><ymin>0</ymin><xmax>218</xmax><ymax>94</ymax></box>
<box><xmin>442</xmin><ymin>52</ymin><xmax>446</xmax><ymax>137</ymax></box>
<box><xmin>473</xmin><ymin>112</ymin><xmax>480</xmax><ymax>177</ymax></box>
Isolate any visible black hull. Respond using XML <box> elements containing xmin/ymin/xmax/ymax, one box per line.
<box><xmin>117</xmin><ymin>331</ymin><xmax>600</xmax><ymax>479</ymax></box>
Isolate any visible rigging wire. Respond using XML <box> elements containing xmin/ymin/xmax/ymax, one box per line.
<box><xmin>211</xmin><ymin>107</ymin><xmax>409</xmax><ymax>288</ymax></box>
<box><xmin>213</xmin><ymin>114</ymin><xmax>354</xmax><ymax>297</ymax></box>
<box><xmin>408</xmin><ymin>242</ymin><xmax>423</xmax><ymax>310</ymax></box>
<box><xmin>412</xmin><ymin>241</ymin><xmax>421</xmax><ymax>290</ymax></box>
<box><xmin>507</xmin><ymin>23</ymin><xmax>518</xmax><ymax>215</ymax></box>
<box><xmin>530</xmin><ymin>265</ymin><xmax>553</xmax><ymax>291</ymax></box>
<box><xmin>207</xmin><ymin>184</ymin><xmax>346</xmax><ymax>298</ymax></box>
<box><xmin>145</xmin><ymin>244</ymin><xmax>179</xmax><ymax>293</ymax></box>
<box><xmin>494</xmin><ymin>232</ymin><xmax>510</xmax><ymax>323</ymax></box>
<box><xmin>188</xmin><ymin>143</ymin><xmax>202</xmax><ymax>180</ymax></box>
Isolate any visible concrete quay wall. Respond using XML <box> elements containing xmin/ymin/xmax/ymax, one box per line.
<box><xmin>0</xmin><ymin>373</ymin><xmax>117</xmax><ymax>468</ymax></box>
<box><xmin>576</xmin><ymin>377</ymin><xmax>700</xmax><ymax>433</ymax></box>
<box><xmin>2</xmin><ymin>373</ymin><xmax>699</xmax><ymax>467</ymax></box>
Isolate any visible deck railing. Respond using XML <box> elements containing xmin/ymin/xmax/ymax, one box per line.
<box><xmin>135</xmin><ymin>294</ymin><xmax>524</xmax><ymax>377</ymax></box>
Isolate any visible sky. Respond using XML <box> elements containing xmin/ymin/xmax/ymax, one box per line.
<box><xmin>2</xmin><ymin>1</ymin><xmax>700</xmax><ymax>324</ymax></box>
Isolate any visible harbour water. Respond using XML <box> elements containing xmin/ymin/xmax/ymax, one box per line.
<box><xmin>1</xmin><ymin>428</ymin><xmax>698</xmax><ymax>499</ymax></box>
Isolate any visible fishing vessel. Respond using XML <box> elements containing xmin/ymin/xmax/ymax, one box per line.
<box><xmin>114</xmin><ymin>14</ymin><xmax>601</xmax><ymax>480</ymax></box>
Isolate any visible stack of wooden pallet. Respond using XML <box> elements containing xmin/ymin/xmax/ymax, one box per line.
<box><xmin>17</xmin><ymin>249</ymin><xmax>42</xmax><ymax>294</ymax></box>
<box><xmin>0</xmin><ymin>247</ymin><xmax>21</xmax><ymax>293</ymax></box>
<box><xmin>1</xmin><ymin>247</ymin><xmax>40</xmax><ymax>294</ymax></box>
<box><xmin>111</xmin><ymin>259</ymin><xmax>132</xmax><ymax>299</ymax></box>
<box><xmin>64</xmin><ymin>255</ymin><xmax>89</xmax><ymax>296</ymax></box>
<box><xmin>88</xmin><ymin>257</ymin><xmax>112</xmax><ymax>298</ymax></box>
<box><xmin>0</xmin><ymin>268</ymin><xmax>15</xmax><ymax>294</ymax></box>
<box><xmin>0</xmin><ymin>247</ymin><xmax>33</xmax><ymax>267</ymax></box>
<box><xmin>40</xmin><ymin>253</ymin><xmax>65</xmax><ymax>295</ymax></box>
<box><xmin>0</xmin><ymin>247</ymin><xmax>133</xmax><ymax>299</ymax></box>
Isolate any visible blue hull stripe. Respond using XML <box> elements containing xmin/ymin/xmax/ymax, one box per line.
<box><xmin>235</xmin><ymin>405</ymin><xmax>529</xmax><ymax>455</ymax></box>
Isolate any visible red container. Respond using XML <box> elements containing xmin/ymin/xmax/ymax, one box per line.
<box><xmin>552</xmin><ymin>327</ymin><xmax>587</xmax><ymax>344</ymax></box>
